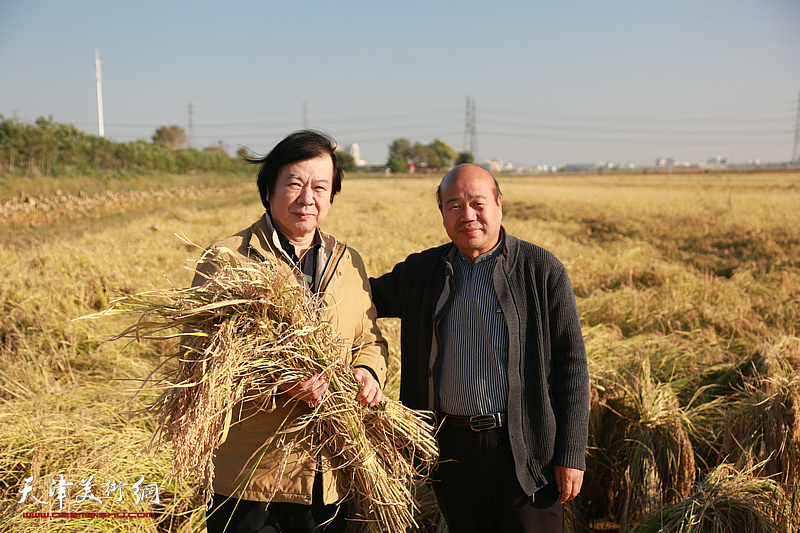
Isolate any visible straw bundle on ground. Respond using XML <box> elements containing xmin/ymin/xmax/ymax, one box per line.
<box><xmin>592</xmin><ymin>358</ymin><xmax>696</xmax><ymax>528</ymax></box>
<box><xmin>724</xmin><ymin>372</ymin><xmax>800</xmax><ymax>486</ymax></box>
<box><xmin>90</xmin><ymin>250</ymin><xmax>438</xmax><ymax>533</ymax></box>
<box><xmin>722</xmin><ymin>342</ymin><xmax>800</xmax><ymax>526</ymax></box>
<box><xmin>628</xmin><ymin>463</ymin><xmax>789</xmax><ymax>533</ymax></box>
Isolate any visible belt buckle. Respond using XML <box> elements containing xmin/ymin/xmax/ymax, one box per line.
<box><xmin>469</xmin><ymin>413</ymin><xmax>499</xmax><ymax>432</ymax></box>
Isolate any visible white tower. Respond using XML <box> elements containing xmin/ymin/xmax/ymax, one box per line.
<box><xmin>349</xmin><ymin>143</ymin><xmax>365</xmax><ymax>166</ymax></box>
<box><xmin>95</xmin><ymin>49</ymin><xmax>105</xmax><ymax>137</ymax></box>
<box><xmin>349</xmin><ymin>143</ymin><xmax>361</xmax><ymax>162</ymax></box>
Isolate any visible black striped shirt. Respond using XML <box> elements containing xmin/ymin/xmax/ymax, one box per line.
<box><xmin>437</xmin><ymin>240</ymin><xmax>509</xmax><ymax>416</ymax></box>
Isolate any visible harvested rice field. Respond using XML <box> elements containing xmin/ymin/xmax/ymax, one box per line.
<box><xmin>1</xmin><ymin>170</ymin><xmax>799</xmax><ymax>532</ymax></box>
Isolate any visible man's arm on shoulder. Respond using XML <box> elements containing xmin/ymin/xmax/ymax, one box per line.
<box><xmin>368</xmin><ymin>262</ymin><xmax>406</xmax><ymax>319</ymax></box>
<box><xmin>370</xmin><ymin>245</ymin><xmax>448</xmax><ymax>319</ymax></box>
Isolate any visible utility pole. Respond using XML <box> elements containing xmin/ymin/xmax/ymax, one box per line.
<box><xmin>463</xmin><ymin>96</ymin><xmax>478</xmax><ymax>160</ymax></box>
<box><xmin>471</xmin><ymin>98</ymin><xmax>477</xmax><ymax>160</ymax></box>
<box><xmin>188</xmin><ymin>101</ymin><xmax>195</xmax><ymax>148</ymax></box>
<box><xmin>95</xmin><ymin>49</ymin><xmax>105</xmax><ymax>137</ymax></box>
<box><xmin>302</xmin><ymin>102</ymin><xmax>309</xmax><ymax>129</ymax></box>
<box><xmin>793</xmin><ymin>91</ymin><xmax>800</xmax><ymax>163</ymax></box>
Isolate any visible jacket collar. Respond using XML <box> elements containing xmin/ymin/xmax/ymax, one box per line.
<box><xmin>248</xmin><ymin>212</ymin><xmax>341</xmax><ymax>292</ymax></box>
<box><xmin>248</xmin><ymin>212</ymin><xmax>336</xmax><ymax>259</ymax></box>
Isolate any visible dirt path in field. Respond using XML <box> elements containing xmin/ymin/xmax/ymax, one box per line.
<box><xmin>0</xmin><ymin>184</ymin><xmax>253</xmax><ymax>228</ymax></box>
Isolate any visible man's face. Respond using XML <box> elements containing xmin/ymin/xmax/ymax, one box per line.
<box><xmin>439</xmin><ymin>168</ymin><xmax>502</xmax><ymax>260</ymax></box>
<box><xmin>267</xmin><ymin>154</ymin><xmax>333</xmax><ymax>243</ymax></box>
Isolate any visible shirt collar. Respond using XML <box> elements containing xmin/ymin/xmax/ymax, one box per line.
<box><xmin>268</xmin><ymin>210</ymin><xmax>322</xmax><ymax>264</ymax></box>
<box><xmin>457</xmin><ymin>234</ymin><xmax>505</xmax><ymax>265</ymax></box>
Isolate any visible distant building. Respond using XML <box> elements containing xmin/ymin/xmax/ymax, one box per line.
<box><xmin>656</xmin><ymin>157</ymin><xmax>693</xmax><ymax>168</ymax></box>
<box><xmin>347</xmin><ymin>143</ymin><xmax>366</xmax><ymax>167</ymax></box>
<box><xmin>477</xmin><ymin>159</ymin><xmax>503</xmax><ymax>174</ymax></box>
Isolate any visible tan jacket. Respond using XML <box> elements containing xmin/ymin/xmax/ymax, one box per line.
<box><xmin>193</xmin><ymin>214</ymin><xmax>389</xmax><ymax>505</ymax></box>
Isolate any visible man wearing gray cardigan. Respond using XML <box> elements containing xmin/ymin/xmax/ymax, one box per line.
<box><xmin>369</xmin><ymin>164</ymin><xmax>589</xmax><ymax>533</ymax></box>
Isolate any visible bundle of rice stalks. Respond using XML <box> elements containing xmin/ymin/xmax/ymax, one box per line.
<box><xmin>85</xmin><ymin>251</ymin><xmax>438</xmax><ymax>533</ymax></box>
<box><xmin>628</xmin><ymin>463</ymin><xmax>789</xmax><ymax>533</ymax></box>
<box><xmin>592</xmin><ymin>358</ymin><xmax>696</xmax><ymax>529</ymax></box>
<box><xmin>724</xmin><ymin>347</ymin><xmax>800</xmax><ymax>520</ymax></box>
<box><xmin>724</xmin><ymin>375</ymin><xmax>800</xmax><ymax>483</ymax></box>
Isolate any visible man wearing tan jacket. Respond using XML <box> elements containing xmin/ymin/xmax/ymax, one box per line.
<box><xmin>199</xmin><ymin>131</ymin><xmax>388</xmax><ymax>533</ymax></box>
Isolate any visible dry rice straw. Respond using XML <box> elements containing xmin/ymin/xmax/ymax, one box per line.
<box><xmin>91</xmin><ymin>250</ymin><xmax>439</xmax><ymax>532</ymax></box>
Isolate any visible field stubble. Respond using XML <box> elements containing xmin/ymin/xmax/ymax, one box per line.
<box><xmin>1</xmin><ymin>171</ymin><xmax>799</xmax><ymax>532</ymax></box>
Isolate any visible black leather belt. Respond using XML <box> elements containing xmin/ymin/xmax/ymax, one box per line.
<box><xmin>437</xmin><ymin>412</ymin><xmax>507</xmax><ymax>432</ymax></box>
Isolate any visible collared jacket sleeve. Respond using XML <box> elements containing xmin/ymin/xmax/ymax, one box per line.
<box><xmin>544</xmin><ymin>262</ymin><xmax>589</xmax><ymax>471</ymax></box>
<box><xmin>328</xmin><ymin>245</ymin><xmax>388</xmax><ymax>385</ymax></box>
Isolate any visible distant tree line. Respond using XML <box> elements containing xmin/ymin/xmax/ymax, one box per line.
<box><xmin>0</xmin><ymin>116</ymin><xmax>478</xmax><ymax>178</ymax></box>
<box><xmin>386</xmin><ymin>138</ymin><xmax>472</xmax><ymax>173</ymax></box>
<box><xmin>0</xmin><ymin>116</ymin><xmax>248</xmax><ymax>177</ymax></box>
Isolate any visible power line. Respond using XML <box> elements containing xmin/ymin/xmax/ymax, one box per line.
<box><xmin>34</xmin><ymin>94</ymin><xmax>799</xmax><ymax>163</ymax></box>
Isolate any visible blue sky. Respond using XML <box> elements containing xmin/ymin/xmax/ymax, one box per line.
<box><xmin>1</xmin><ymin>1</ymin><xmax>798</xmax><ymax>167</ymax></box>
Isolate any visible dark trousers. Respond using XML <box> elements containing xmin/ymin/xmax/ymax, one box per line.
<box><xmin>432</xmin><ymin>423</ymin><xmax>563</xmax><ymax>533</ymax></box>
<box><xmin>206</xmin><ymin>473</ymin><xmax>346</xmax><ymax>533</ymax></box>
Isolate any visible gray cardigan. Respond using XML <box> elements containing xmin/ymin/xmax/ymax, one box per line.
<box><xmin>369</xmin><ymin>231</ymin><xmax>589</xmax><ymax>494</ymax></box>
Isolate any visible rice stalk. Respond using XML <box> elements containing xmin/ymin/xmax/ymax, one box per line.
<box><xmin>82</xmin><ymin>252</ymin><xmax>438</xmax><ymax>533</ymax></box>
<box><xmin>746</xmin><ymin>337</ymin><xmax>800</xmax><ymax>387</ymax></box>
